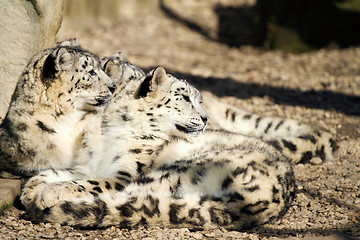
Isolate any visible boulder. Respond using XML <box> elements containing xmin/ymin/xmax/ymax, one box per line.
<box><xmin>0</xmin><ymin>0</ymin><xmax>64</xmax><ymax>118</ymax></box>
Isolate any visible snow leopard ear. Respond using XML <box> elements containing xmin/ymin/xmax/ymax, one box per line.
<box><xmin>42</xmin><ymin>47</ymin><xmax>73</xmax><ymax>86</ymax></box>
<box><xmin>110</xmin><ymin>51</ymin><xmax>123</xmax><ymax>60</ymax></box>
<box><xmin>102</xmin><ymin>52</ymin><xmax>123</xmax><ymax>77</ymax></box>
<box><xmin>102</xmin><ymin>59</ymin><xmax>119</xmax><ymax>78</ymax></box>
<box><xmin>151</xmin><ymin>67</ymin><xmax>167</xmax><ymax>88</ymax></box>
<box><xmin>56</xmin><ymin>38</ymin><xmax>79</xmax><ymax>47</ymax></box>
<box><xmin>148</xmin><ymin>67</ymin><xmax>170</xmax><ymax>98</ymax></box>
<box><xmin>136</xmin><ymin>67</ymin><xmax>168</xmax><ymax>99</ymax></box>
<box><xmin>54</xmin><ymin>47</ymin><xmax>73</xmax><ymax>71</ymax></box>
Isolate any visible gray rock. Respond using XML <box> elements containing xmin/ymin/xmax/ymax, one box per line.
<box><xmin>0</xmin><ymin>0</ymin><xmax>64</xmax><ymax>118</ymax></box>
<box><xmin>0</xmin><ymin>179</ymin><xmax>21</xmax><ymax>213</ymax></box>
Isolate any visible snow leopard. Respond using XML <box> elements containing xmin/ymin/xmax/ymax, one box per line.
<box><xmin>101</xmin><ymin>53</ymin><xmax>338</xmax><ymax>165</ymax></box>
<box><xmin>21</xmin><ymin>66</ymin><xmax>295</xmax><ymax>230</ymax></box>
<box><xmin>0</xmin><ymin>44</ymin><xmax>116</xmax><ymax>175</ymax></box>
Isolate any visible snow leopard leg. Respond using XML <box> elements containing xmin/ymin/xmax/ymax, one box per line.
<box><xmin>21</xmin><ymin>169</ymin><xmax>132</xmax><ymax>210</ymax></box>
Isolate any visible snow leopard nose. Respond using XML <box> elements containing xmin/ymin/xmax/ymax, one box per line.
<box><xmin>108</xmin><ymin>84</ymin><xmax>116</xmax><ymax>93</ymax></box>
<box><xmin>201</xmin><ymin>116</ymin><xmax>209</xmax><ymax>125</ymax></box>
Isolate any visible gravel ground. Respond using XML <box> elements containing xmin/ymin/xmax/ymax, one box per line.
<box><xmin>1</xmin><ymin>1</ymin><xmax>359</xmax><ymax>239</ymax></box>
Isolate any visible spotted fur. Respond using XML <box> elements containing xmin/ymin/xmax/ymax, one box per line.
<box><xmin>17</xmin><ymin>49</ymin><xmax>336</xmax><ymax>230</ymax></box>
<box><xmin>101</xmin><ymin>51</ymin><xmax>145</xmax><ymax>90</ymax></box>
<box><xmin>21</xmin><ymin>67</ymin><xmax>295</xmax><ymax>230</ymax></box>
<box><xmin>202</xmin><ymin>94</ymin><xmax>337</xmax><ymax>164</ymax></box>
<box><xmin>0</xmin><ymin>44</ymin><xmax>115</xmax><ymax>174</ymax></box>
<box><xmin>101</xmin><ymin>56</ymin><xmax>337</xmax><ymax>164</ymax></box>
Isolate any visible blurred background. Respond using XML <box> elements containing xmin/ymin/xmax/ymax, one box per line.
<box><xmin>57</xmin><ymin>0</ymin><xmax>360</xmax><ymax>117</ymax></box>
<box><xmin>60</xmin><ymin>0</ymin><xmax>360</xmax><ymax>53</ymax></box>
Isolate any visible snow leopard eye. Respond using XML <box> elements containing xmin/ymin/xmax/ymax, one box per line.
<box><xmin>89</xmin><ymin>70</ymin><xmax>96</xmax><ymax>76</ymax></box>
<box><xmin>182</xmin><ymin>95</ymin><xmax>191</xmax><ymax>103</ymax></box>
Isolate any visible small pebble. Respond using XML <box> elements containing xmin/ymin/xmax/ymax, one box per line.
<box><xmin>310</xmin><ymin>157</ymin><xmax>323</xmax><ymax>165</ymax></box>
<box><xmin>192</xmin><ymin>233</ymin><xmax>204</xmax><ymax>239</ymax></box>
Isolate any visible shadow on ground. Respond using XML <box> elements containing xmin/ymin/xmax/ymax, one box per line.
<box><xmin>169</xmin><ymin>71</ymin><xmax>360</xmax><ymax>117</ymax></box>
<box><xmin>160</xmin><ymin>0</ymin><xmax>360</xmax><ymax>52</ymax></box>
